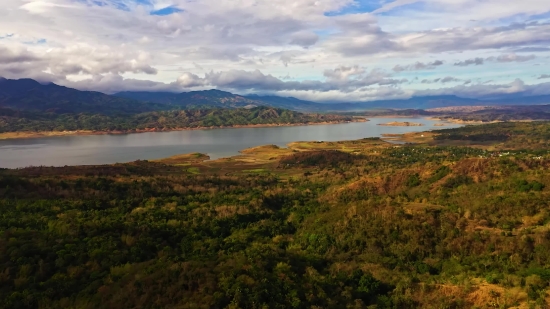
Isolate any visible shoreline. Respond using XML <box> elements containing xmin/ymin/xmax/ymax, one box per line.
<box><xmin>0</xmin><ymin>118</ymin><xmax>368</xmax><ymax>141</ymax></box>
<box><xmin>363</xmin><ymin>115</ymin><xmax>429</xmax><ymax>119</ymax></box>
<box><xmin>426</xmin><ymin>117</ymin><xmax>497</xmax><ymax>125</ymax></box>
<box><xmin>377</xmin><ymin>121</ymin><xmax>424</xmax><ymax>127</ymax></box>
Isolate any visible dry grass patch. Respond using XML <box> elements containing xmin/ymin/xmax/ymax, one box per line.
<box><xmin>466</xmin><ymin>283</ymin><xmax>527</xmax><ymax>308</ymax></box>
<box><xmin>154</xmin><ymin>153</ymin><xmax>209</xmax><ymax>165</ymax></box>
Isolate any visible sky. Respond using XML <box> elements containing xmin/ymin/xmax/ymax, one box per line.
<box><xmin>1</xmin><ymin>0</ymin><xmax>550</xmax><ymax>102</ymax></box>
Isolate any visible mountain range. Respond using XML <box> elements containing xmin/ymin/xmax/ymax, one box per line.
<box><xmin>116</xmin><ymin>91</ymin><xmax>486</xmax><ymax>112</ymax></box>
<box><xmin>2</xmin><ymin>78</ymin><xmax>550</xmax><ymax>114</ymax></box>
<box><xmin>0</xmin><ymin>78</ymin><xmax>169</xmax><ymax>115</ymax></box>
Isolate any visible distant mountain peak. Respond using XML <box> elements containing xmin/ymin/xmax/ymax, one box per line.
<box><xmin>410</xmin><ymin>95</ymin><xmax>476</xmax><ymax>101</ymax></box>
<box><xmin>0</xmin><ymin>78</ymin><xmax>167</xmax><ymax>115</ymax></box>
<box><xmin>2</xmin><ymin>78</ymin><xmax>550</xmax><ymax>114</ymax></box>
<box><xmin>198</xmin><ymin>89</ymin><xmax>234</xmax><ymax>94</ymax></box>
<box><xmin>4</xmin><ymin>78</ymin><xmax>42</xmax><ymax>86</ymax></box>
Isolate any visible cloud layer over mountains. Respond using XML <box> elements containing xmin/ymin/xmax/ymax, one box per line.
<box><xmin>1</xmin><ymin>0</ymin><xmax>550</xmax><ymax>101</ymax></box>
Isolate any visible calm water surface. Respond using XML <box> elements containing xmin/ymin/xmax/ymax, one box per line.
<box><xmin>0</xmin><ymin>118</ymin><xmax>462</xmax><ymax>168</ymax></box>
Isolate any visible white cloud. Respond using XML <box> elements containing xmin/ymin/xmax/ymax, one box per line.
<box><xmin>454</xmin><ymin>53</ymin><xmax>537</xmax><ymax>66</ymax></box>
<box><xmin>0</xmin><ymin>0</ymin><xmax>550</xmax><ymax>101</ymax></box>
<box><xmin>0</xmin><ymin>44</ymin><xmax>158</xmax><ymax>78</ymax></box>
<box><xmin>393</xmin><ymin>60</ymin><xmax>444</xmax><ymax>72</ymax></box>
<box><xmin>414</xmin><ymin>78</ymin><xmax>546</xmax><ymax>98</ymax></box>
<box><xmin>289</xmin><ymin>31</ymin><xmax>319</xmax><ymax>48</ymax></box>
<box><xmin>174</xmin><ymin>67</ymin><xmax>408</xmax><ymax>93</ymax></box>
<box><xmin>493</xmin><ymin>53</ymin><xmax>536</xmax><ymax>63</ymax></box>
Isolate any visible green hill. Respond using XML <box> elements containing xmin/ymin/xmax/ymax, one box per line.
<box><xmin>0</xmin><ymin>106</ymin><xmax>353</xmax><ymax>134</ymax></box>
<box><xmin>2</xmin><ymin>122</ymin><xmax>550</xmax><ymax>308</ymax></box>
<box><xmin>0</xmin><ymin>79</ymin><xmax>354</xmax><ymax>135</ymax></box>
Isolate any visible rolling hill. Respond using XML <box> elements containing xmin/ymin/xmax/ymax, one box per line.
<box><xmin>115</xmin><ymin>89</ymin><xmax>264</xmax><ymax>109</ymax></box>
<box><xmin>0</xmin><ymin>78</ymin><xmax>168</xmax><ymax>115</ymax></box>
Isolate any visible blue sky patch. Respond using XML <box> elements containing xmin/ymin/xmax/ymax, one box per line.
<box><xmin>151</xmin><ymin>6</ymin><xmax>183</xmax><ymax>16</ymax></box>
<box><xmin>377</xmin><ymin>1</ymin><xmax>427</xmax><ymax>16</ymax></box>
<box><xmin>76</xmin><ymin>0</ymin><xmax>152</xmax><ymax>11</ymax></box>
<box><xmin>90</xmin><ymin>1</ymin><xmax>106</xmax><ymax>7</ymax></box>
<box><xmin>324</xmin><ymin>0</ymin><xmax>382</xmax><ymax>16</ymax></box>
<box><xmin>527</xmin><ymin>10</ymin><xmax>550</xmax><ymax>22</ymax></box>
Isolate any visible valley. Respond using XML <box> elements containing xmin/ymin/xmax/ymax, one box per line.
<box><xmin>4</xmin><ymin>0</ymin><xmax>550</xmax><ymax>308</ymax></box>
<box><xmin>2</xmin><ymin>121</ymin><xmax>550</xmax><ymax>308</ymax></box>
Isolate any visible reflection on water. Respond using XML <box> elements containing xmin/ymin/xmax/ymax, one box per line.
<box><xmin>0</xmin><ymin>118</ymin><xmax>462</xmax><ymax>168</ymax></box>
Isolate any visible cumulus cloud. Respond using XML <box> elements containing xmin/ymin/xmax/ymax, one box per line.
<box><xmin>1</xmin><ymin>0</ymin><xmax>550</xmax><ymax>101</ymax></box>
<box><xmin>493</xmin><ymin>53</ymin><xmax>536</xmax><ymax>62</ymax></box>
<box><xmin>176</xmin><ymin>72</ymin><xmax>207</xmax><ymax>88</ymax></box>
<box><xmin>47</xmin><ymin>66</ymin><xmax>407</xmax><ymax>95</ymax></box>
<box><xmin>0</xmin><ymin>46</ymin><xmax>39</xmax><ymax>64</ymax></box>
<box><xmin>176</xmin><ymin>47</ymin><xmax>257</xmax><ymax>62</ymax></box>
<box><xmin>266</xmin><ymin>50</ymin><xmax>314</xmax><ymax>67</ymax></box>
<box><xmin>178</xmin><ymin>67</ymin><xmax>408</xmax><ymax>93</ymax></box>
<box><xmin>323</xmin><ymin>65</ymin><xmax>366</xmax><ymax>81</ymax></box>
<box><xmin>454</xmin><ymin>58</ymin><xmax>485</xmax><ymax>67</ymax></box>
<box><xmin>373</xmin><ymin>0</ymin><xmax>550</xmax><ymax>28</ymax></box>
<box><xmin>323</xmin><ymin>20</ymin><xmax>550</xmax><ymax>58</ymax></box>
<box><xmin>421</xmin><ymin>76</ymin><xmax>462</xmax><ymax>84</ymax></box>
<box><xmin>0</xmin><ymin>44</ymin><xmax>158</xmax><ymax>81</ymax></box>
<box><xmin>37</xmin><ymin>74</ymin><xmax>550</xmax><ymax>103</ymax></box>
<box><xmin>414</xmin><ymin>78</ymin><xmax>550</xmax><ymax>99</ymax></box>
<box><xmin>289</xmin><ymin>31</ymin><xmax>319</xmax><ymax>48</ymax></box>
<box><xmin>441</xmin><ymin>76</ymin><xmax>461</xmax><ymax>83</ymax></box>
<box><xmin>513</xmin><ymin>47</ymin><xmax>550</xmax><ymax>52</ymax></box>
<box><xmin>393</xmin><ymin>60</ymin><xmax>444</xmax><ymax>72</ymax></box>
<box><xmin>454</xmin><ymin>53</ymin><xmax>536</xmax><ymax>67</ymax></box>
<box><xmin>64</xmin><ymin>74</ymin><xmax>178</xmax><ymax>94</ymax></box>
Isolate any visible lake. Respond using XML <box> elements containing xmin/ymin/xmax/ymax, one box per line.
<box><xmin>0</xmin><ymin>118</ymin><xmax>462</xmax><ymax>168</ymax></box>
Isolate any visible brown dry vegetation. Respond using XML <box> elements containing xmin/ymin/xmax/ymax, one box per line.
<box><xmin>3</xmin><ymin>122</ymin><xmax>550</xmax><ymax>308</ymax></box>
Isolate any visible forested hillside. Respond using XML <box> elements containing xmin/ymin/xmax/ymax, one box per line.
<box><xmin>0</xmin><ymin>79</ymin><xmax>356</xmax><ymax>136</ymax></box>
<box><xmin>2</xmin><ymin>122</ymin><xmax>550</xmax><ymax>308</ymax></box>
<box><xmin>0</xmin><ymin>106</ymin><xmax>353</xmax><ymax>134</ymax></box>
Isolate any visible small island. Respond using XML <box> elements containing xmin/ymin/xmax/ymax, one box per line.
<box><xmin>378</xmin><ymin>121</ymin><xmax>424</xmax><ymax>127</ymax></box>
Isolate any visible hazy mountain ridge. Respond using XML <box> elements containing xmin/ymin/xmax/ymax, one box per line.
<box><xmin>117</xmin><ymin>90</ymin><xmax>486</xmax><ymax>112</ymax></box>
<box><xmin>0</xmin><ymin>79</ymin><xmax>357</xmax><ymax>136</ymax></box>
<box><xmin>3</xmin><ymin>78</ymin><xmax>550</xmax><ymax>114</ymax></box>
<box><xmin>0</xmin><ymin>78</ymin><xmax>169</xmax><ymax>115</ymax></box>
<box><xmin>118</xmin><ymin>90</ymin><xmax>550</xmax><ymax>111</ymax></box>
<box><xmin>116</xmin><ymin>89</ymin><xmax>265</xmax><ymax>109</ymax></box>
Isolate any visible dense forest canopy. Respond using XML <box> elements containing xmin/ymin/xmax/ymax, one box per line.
<box><xmin>0</xmin><ymin>107</ymin><xmax>354</xmax><ymax>133</ymax></box>
<box><xmin>2</xmin><ymin>122</ymin><xmax>550</xmax><ymax>308</ymax></box>
<box><xmin>0</xmin><ymin>79</ymin><xmax>356</xmax><ymax>135</ymax></box>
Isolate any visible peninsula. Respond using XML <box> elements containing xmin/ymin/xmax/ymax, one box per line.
<box><xmin>377</xmin><ymin>121</ymin><xmax>424</xmax><ymax>127</ymax></box>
